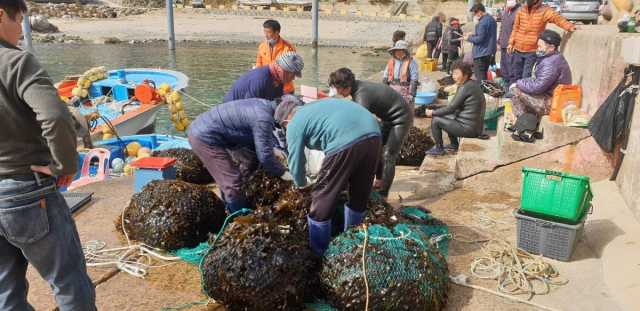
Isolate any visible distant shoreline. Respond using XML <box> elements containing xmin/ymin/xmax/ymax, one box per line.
<box><xmin>44</xmin><ymin>9</ymin><xmax>425</xmax><ymax>48</ymax></box>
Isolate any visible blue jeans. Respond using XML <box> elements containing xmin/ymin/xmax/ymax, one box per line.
<box><xmin>0</xmin><ymin>175</ymin><xmax>96</xmax><ymax>311</ymax></box>
<box><xmin>513</xmin><ymin>50</ymin><xmax>537</xmax><ymax>80</ymax></box>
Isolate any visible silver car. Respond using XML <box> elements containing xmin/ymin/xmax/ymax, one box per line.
<box><xmin>543</xmin><ymin>0</ymin><xmax>562</xmax><ymax>12</ymax></box>
<box><xmin>560</xmin><ymin>0</ymin><xmax>601</xmax><ymax>24</ymax></box>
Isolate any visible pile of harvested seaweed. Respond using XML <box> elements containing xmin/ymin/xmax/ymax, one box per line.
<box><xmin>437</xmin><ymin>76</ymin><xmax>456</xmax><ymax>99</ymax></box>
<box><xmin>243</xmin><ymin>168</ymin><xmax>294</xmax><ymax>208</ymax></box>
<box><xmin>118</xmin><ymin>180</ymin><xmax>226</xmax><ymax>251</ymax></box>
<box><xmin>202</xmin><ymin>206</ymin><xmax>315</xmax><ymax>311</ymax></box>
<box><xmin>321</xmin><ymin>223</ymin><xmax>450</xmax><ymax>310</ymax></box>
<box><xmin>396</xmin><ymin>127</ymin><xmax>435</xmax><ymax>166</ymax></box>
<box><xmin>151</xmin><ymin>148</ymin><xmax>213</xmax><ymax>184</ymax></box>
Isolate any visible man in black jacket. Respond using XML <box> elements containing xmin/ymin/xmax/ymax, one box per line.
<box><xmin>329</xmin><ymin>68</ymin><xmax>414</xmax><ymax>202</ymax></box>
<box><xmin>423</xmin><ymin>15</ymin><xmax>443</xmax><ymax>60</ymax></box>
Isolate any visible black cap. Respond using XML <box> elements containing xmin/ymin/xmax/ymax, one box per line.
<box><xmin>538</xmin><ymin>29</ymin><xmax>562</xmax><ymax>48</ymax></box>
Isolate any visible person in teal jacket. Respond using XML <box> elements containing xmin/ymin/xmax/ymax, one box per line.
<box><xmin>274</xmin><ymin>97</ymin><xmax>382</xmax><ymax>256</ymax></box>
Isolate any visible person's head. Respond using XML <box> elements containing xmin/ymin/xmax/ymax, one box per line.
<box><xmin>274</xmin><ymin>94</ymin><xmax>304</xmax><ymax>130</ymax></box>
<box><xmin>635</xmin><ymin>9</ymin><xmax>640</xmax><ymax>21</ymax></box>
<box><xmin>537</xmin><ymin>29</ymin><xmax>562</xmax><ymax>57</ymax></box>
<box><xmin>506</xmin><ymin>0</ymin><xmax>517</xmax><ymax>8</ymax></box>
<box><xmin>274</xmin><ymin>51</ymin><xmax>304</xmax><ymax>83</ymax></box>
<box><xmin>526</xmin><ymin>0</ymin><xmax>540</xmax><ymax>8</ymax></box>
<box><xmin>438</xmin><ymin>12</ymin><xmax>446</xmax><ymax>22</ymax></box>
<box><xmin>328</xmin><ymin>68</ymin><xmax>356</xmax><ymax>97</ymax></box>
<box><xmin>263</xmin><ymin>19</ymin><xmax>281</xmax><ymax>43</ymax></box>
<box><xmin>470</xmin><ymin>3</ymin><xmax>486</xmax><ymax>18</ymax></box>
<box><xmin>450</xmin><ymin>18</ymin><xmax>460</xmax><ymax>30</ymax></box>
<box><xmin>389</xmin><ymin>40</ymin><xmax>409</xmax><ymax>59</ymax></box>
<box><xmin>392</xmin><ymin>30</ymin><xmax>406</xmax><ymax>43</ymax></box>
<box><xmin>0</xmin><ymin>0</ymin><xmax>27</xmax><ymax>46</ymax></box>
<box><xmin>450</xmin><ymin>61</ymin><xmax>472</xmax><ymax>85</ymax></box>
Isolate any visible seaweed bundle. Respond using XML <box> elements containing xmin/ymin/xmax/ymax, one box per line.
<box><xmin>151</xmin><ymin>148</ymin><xmax>214</xmax><ymax>184</ymax></box>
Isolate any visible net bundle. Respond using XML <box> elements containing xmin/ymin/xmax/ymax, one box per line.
<box><xmin>321</xmin><ymin>224</ymin><xmax>449</xmax><ymax>310</ymax></box>
<box><xmin>151</xmin><ymin>148</ymin><xmax>214</xmax><ymax>184</ymax></box>
<box><xmin>117</xmin><ymin>179</ymin><xmax>226</xmax><ymax>251</ymax></box>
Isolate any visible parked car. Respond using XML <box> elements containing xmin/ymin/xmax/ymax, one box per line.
<box><xmin>191</xmin><ymin>0</ymin><xmax>204</xmax><ymax>8</ymax></box>
<box><xmin>560</xmin><ymin>0</ymin><xmax>600</xmax><ymax>24</ymax></box>
<box><xmin>543</xmin><ymin>0</ymin><xmax>562</xmax><ymax>12</ymax></box>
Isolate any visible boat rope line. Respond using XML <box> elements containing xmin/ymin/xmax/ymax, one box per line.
<box><xmin>125</xmin><ymin>79</ymin><xmax>215</xmax><ymax>109</ymax></box>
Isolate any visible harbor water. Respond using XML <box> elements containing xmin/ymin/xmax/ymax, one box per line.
<box><xmin>31</xmin><ymin>43</ymin><xmax>389</xmax><ymax>135</ymax></box>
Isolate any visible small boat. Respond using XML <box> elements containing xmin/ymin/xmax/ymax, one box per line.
<box><xmin>273</xmin><ymin>0</ymin><xmax>312</xmax><ymax>6</ymax></box>
<box><xmin>57</xmin><ymin>68</ymin><xmax>189</xmax><ymax>143</ymax></box>
<box><xmin>74</xmin><ymin>134</ymin><xmax>190</xmax><ymax>182</ymax></box>
<box><xmin>237</xmin><ymin>0</ymin><xmax>273</xmax><ymax>6</ymax></box>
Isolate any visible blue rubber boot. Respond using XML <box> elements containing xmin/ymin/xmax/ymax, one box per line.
<box><xmin>443</xmin><ymin>136</ymin><xmax>459</xmax><ymax>150</ymax></box>
<box><xmin>426</xmin><ymin>142</ymin><xmax>445</xmax><ymax>156</ymax></box>
<box><xmin>225</xmin><ymin>199</ymin><xmax>249</xmax><ymax>218</ymax></box>
<box><xmin>343</xmin><ymin>203</ymin><xmax>365</xmax><ymax>231</ymax></box>
<box><xmin>307</xmin><ymin>215</ymin><xmax>332</xmax><ymax>257</ymax></box>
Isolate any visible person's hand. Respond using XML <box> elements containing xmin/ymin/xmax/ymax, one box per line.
<box><xmin>30</xmin><ymin>165</ymin><xmax>74</xmax><ymax>189</ymax></box>
<box><xmin>507</xmin><ymin>45</ymin><xmax>514</xmax><ymax>54</ymax></box>
<box><xmin>570</xmin><ymin>26</ymin><xmax>580</xmax><ymax>32</ymax></box>
<box><xmin>273</xmin><ymin>147</ymin><xmax>288</xmax><ymax>166</ymax></box>
<box><xmin>510</xmin><ymin>83</ymin><xmax>517</xmax><ymax>90</ymax></box>
<box><xmin>407</xmin><ymin>95</ymin><xmax>415</xmax><ymax>103</ymax></box>
<box><xmin>297</xmin><ymin>177</ymin><xmax>314</xmax><ymax>190</ymax></box>
<box><xmin>426</xmin><ymin>109</ymin><xmax>434</xmax><ymax>118</ymax></box>
<box><xmin>280</xmin><ymin>171</ymin><xmax>294</xmax><ymax>181</ymax></box>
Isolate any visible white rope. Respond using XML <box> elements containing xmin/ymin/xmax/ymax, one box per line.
<box><xmin>81</xmin><ymin>201</ymin><xmax>184</xmax><ymax>278</ymax></box>
<box><xmin>176</xmin><ymin>89</ymin><xmax>214</xmax><ymax>108</ymax></box>
<box><xmin>447</xmin><ymin>212</ymin><xmax>516</xmax><ymax>229</ymax></box>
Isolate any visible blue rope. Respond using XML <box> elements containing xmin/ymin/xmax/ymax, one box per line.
<box><xmin>161</xmin><ymin>208</ymin><xmax>253</xmax><ymax>311</ymax></box>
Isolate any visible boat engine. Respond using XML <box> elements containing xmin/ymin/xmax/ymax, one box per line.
<box><xmin>134</xmin><ymin>80</ymin><xmax>164</xmax><ymax>105</ymax></box>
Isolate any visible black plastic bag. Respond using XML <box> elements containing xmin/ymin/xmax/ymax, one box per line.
<box><xmin>588</xmin><ymin>71</ymin><xmax>630</xmax><ymax>153</ymax></box>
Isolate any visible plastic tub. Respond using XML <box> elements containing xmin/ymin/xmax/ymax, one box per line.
<box><xmin>415</xmin><ymin>91</ymin><xmax>436</xmax><ymax>105</ymax></box>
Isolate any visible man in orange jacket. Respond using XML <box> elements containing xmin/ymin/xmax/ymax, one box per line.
<box><xmin>507</xmin><ymin>0</ymin><xmax>578</xmax><ymax>80</ymax></box>
<box><xmin>256</xmin><ymin>19</ymin><xmax>297</xmax><ymax>94</ymax></box>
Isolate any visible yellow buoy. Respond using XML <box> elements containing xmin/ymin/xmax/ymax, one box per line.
<box><xmin>71</xmin><ymin>87</ymin><xmax>83</xmax><ymax>97</ymax></box>
<box><xmin>171</xmin><ymin>114</ymin><xmax>178</xmax><ymax>122</ymax></box>
<box><xmin>137</xmin><ymin>147</ymin><xmax>151</xmax><ymax>156</ymax></box>
<box><xmin>77</xmin><ymin>76</ymin><xmax>86</xmax><ymax>86</ymax></box>
<box><xmin>160</xmin><ymin>83</ymin><xmax>171</xmax><ymax>92</ymax></box>
<box><xmin>84</xmin><ymin>79</ymin><xmax>91</xmax><ymax>88</ymax></box>
<box><xmin>170</xmin><ymin>91</ymin><xmax>181</xmax><ymax>103</ymax></box>
<box><xmin>103</xmin><ymin>133</ymin><xmax>114</xmax><ymax>140</ymax></box>
<box><xmin>101</xmin><ymin>124</ymin><xmax>113</xmax><ymax>134</ymax></box>
<box><xmin>126</xmin><ymin>141</ymin><xmax>143</xmax><ymax>157</ymax></box>
<box><xmin>123</xmin><ymin>164</ymin><xmax>134</xmax><ymax>175</ymax></box>
<box><xmin>158</xmin><ymin>89</ymin><xmax>167</xmax><ymax>97</ymax></box>
<box><xmin>169</xmin><ymin>104</ymin><xmax>177</xmax><ymax>114</ymax></box>
<box><xmin>60</xmin><ymin>96</ymin><xmax>69</xmax><ymax>103</ymax></box>
<box><xmin>84</xmin><ymin>70</ymin><xmax>93</xmax><ymax>76</ymax></box>
<box><xmin>180</xmin><ymin>118</ymin><xmax>190</xmax><ymax>127</ymax></box>
<box><xmin>175</xmin><ymin>101</ymin><xmax>184</xmax><ymax>111</ymax></box>
<box><xmin>97</xmin><ymin>73</ymin><xmax>105</xmax><ymax>80</ymax></box>
<box><xmin>175</xmin><ymin>122</ymin><xmax>185</xmax><ymax>131</ymax></box>
<box><xmin>89</xmin><ymin>75</ymin><xmax>97</xmax><ymax>82</ymax></box>
<box><xmin>165</xmin><ymin>95</ymin><xmax>173</xmax><ymax>105</ymax></box>
<box><xmin>98</xmin><ymin>66</ymin><xmax>107</xmax><ymax>71</ymax></box>
<box><xmin>178</xmin><ymin>111</ymin><xmax>187</xmax><ymax>119</ymax></box>
<box><xmin>81</xmin><ymin>89</ymin><xmax>89</xmax><ymax>98</ymax></box>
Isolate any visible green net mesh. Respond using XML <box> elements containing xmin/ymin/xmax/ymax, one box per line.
<box><xmin>303</xmin><ymin>301</ymin><xmax>338</xmax><ymax>311</ymax></box>
<box><xmin>320</xmin><ymin>224</ymin><xmax>449</xmax><ymax>310</ymax></box>
<box><xmin>167</xmin><ymin>241</ymin><xmax>210</xmax><ymax>264</ymax></box>
<box><xmin>398</xmin><ymin>207</ymin><xmax>450</xmax><ymax>257</ymax></box>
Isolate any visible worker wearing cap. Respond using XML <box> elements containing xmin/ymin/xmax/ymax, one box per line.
<box><xmin>189</xmin><ymin>95</ymin><xmax>304</xmax><ymax>213</ymax></box>
<box><xmin>256</xmin><ymin>19</ymin><xmax>297</xmax><ymax>94</ymax></box>
<box><xmin>276</xmin><ymin>97</ymin><xmax>382</xmax><ymax>256</ymax></box>
<box><xmin>223</xmin><ymin>51</ymin><xmax>304</xmax><ymax>103</ymax></box>
<box><xmin>509</xmin><ymin>29</ymin><xmax>571</xmax><ymax>117</ymax></box>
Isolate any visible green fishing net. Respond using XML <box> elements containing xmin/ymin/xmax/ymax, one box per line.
<box><xmin>320</xmin><ymin>224</ymin><xmax>449</xmax><ymax>310</ymax></box>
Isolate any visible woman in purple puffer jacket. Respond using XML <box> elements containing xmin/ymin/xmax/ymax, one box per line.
<box><xmin>509</xmin><ymin>29</ymin><xmax>571</xmax><ymax>117</ymax></box>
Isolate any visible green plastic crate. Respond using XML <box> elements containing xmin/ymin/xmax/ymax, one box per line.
<box><xmin>521</xmin><ymin>167</ymin><xmax>593</xmax><ymax>224</ymax></box>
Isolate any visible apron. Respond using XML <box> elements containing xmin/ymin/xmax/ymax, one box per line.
<box><xmin>389</xmin><ymin>83</ymin><xmax>415</xmax><ymax>112</ymax></box>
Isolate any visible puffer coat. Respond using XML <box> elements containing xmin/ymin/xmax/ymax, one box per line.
<box><xmin>516</xmin><ymin>51</ymin><xmax>572</xmax><ymax>96</ymax></box>
<box><xmin>508</xmin><ymin>2</ymin><xmax>574</xmax><ymax>53</ymax></box>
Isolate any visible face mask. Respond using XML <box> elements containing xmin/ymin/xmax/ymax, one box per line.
<box><xmin>268</xmin><ymin>39</ymin><xmax>276</xmax><ymax>45</ymax></box>
<box><xmin>506</xmin><ymin>0</ymin><xmax>517</xmax><ymax>8</ymax></box>
<box><xmin>536</xmin><ymin>49</ymin><xmax>547</xmax><ymax>58</ymax></box>
<box><xmin>527</xmin><ymin>0</ymin><xmax>537</xmax><ymax>7</ymax></box>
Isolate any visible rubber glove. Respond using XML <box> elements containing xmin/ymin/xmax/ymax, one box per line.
<box><xmin>298</xmin><ymin>177</ymin><xmax>314</xmax><ymax>190</ymax></box>
<box><xmin>280</xmin><ymin>171</ymin><xmax>294</xmax><ymax>181</ymax></box>
<box><xmin>273</xmin><ymin>147</ymin><xmax>288</xmax><ymax>167</ymax></box>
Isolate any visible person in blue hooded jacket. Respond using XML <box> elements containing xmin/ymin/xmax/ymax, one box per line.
<box><xmin>276</xmin><ymin>97</ymin><xmax>382</xmax><ymax>257</ymax></box>
<box><xmin>188</xmin><ymin>95</ymin><xmax>302</xmax><ymax>213</ymax></box>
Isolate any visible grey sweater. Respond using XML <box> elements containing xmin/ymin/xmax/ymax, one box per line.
<box><xmin>0</xmin><ymin>39</ymin><xmax>78</xmax><ymax>176</ymax></box>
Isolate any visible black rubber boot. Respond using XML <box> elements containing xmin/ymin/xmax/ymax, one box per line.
<box><xmin>426</xmin><ymin>142</ymin><xmax>445</xmax><ymax>156</ymax></box>
<box><xmin>443</xmin><ymin>136</ymin><xmax>459</xmax><ymax>150</ymax></box>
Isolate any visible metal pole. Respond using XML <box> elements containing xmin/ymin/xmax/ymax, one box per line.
<box><xmin>311</xmin><ymin>0</ymin><xmax>318</xmax><ymax>48</ymax></box>
<box><xmin>167</xmin><ymin>0</ymin><xmax>175</xmax><ymax>50</ymax></box>
<box><xmin>467</xmin><ymin>0</ymin><xmax>474</xmax><ymax>23</ymax></box>
<box><xmin>22</xmin><ymin>2</ymin><xmax>32</xmax><ymax>47</ymax></box>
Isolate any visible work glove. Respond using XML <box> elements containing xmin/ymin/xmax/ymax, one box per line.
<box><xmin>297</xmin><ymin>177</ymin><xmax>314</xmax><ymax>190</ymax></box>
<box><xmin>280</xmin><ymin>171</ymin><xmax>294</xmax><ymax>181</ymax></box>
<box><xmin>273</xmin><ymin>147</ymin><xmax>288</xmax><ymax>167</ymax></box>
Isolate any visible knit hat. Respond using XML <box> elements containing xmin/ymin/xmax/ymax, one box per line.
<box><xmin>276</xmin><ymin>51</ymin><xmax>304</xmax><ymax>78</ymax></box>
<box><xmin>450</xmin><ymin>19</ymin><xmax>460</xmax><ymax>25</ymax></box>
<box><xmin>274</xmin><ymin>94</ymin><xmax>304</xmax><ymax>128</ymax></box>
<box><xmin>539</xmin><ymin>29</ymin><xmax>562</xmax><ymax>48</ymax></box>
